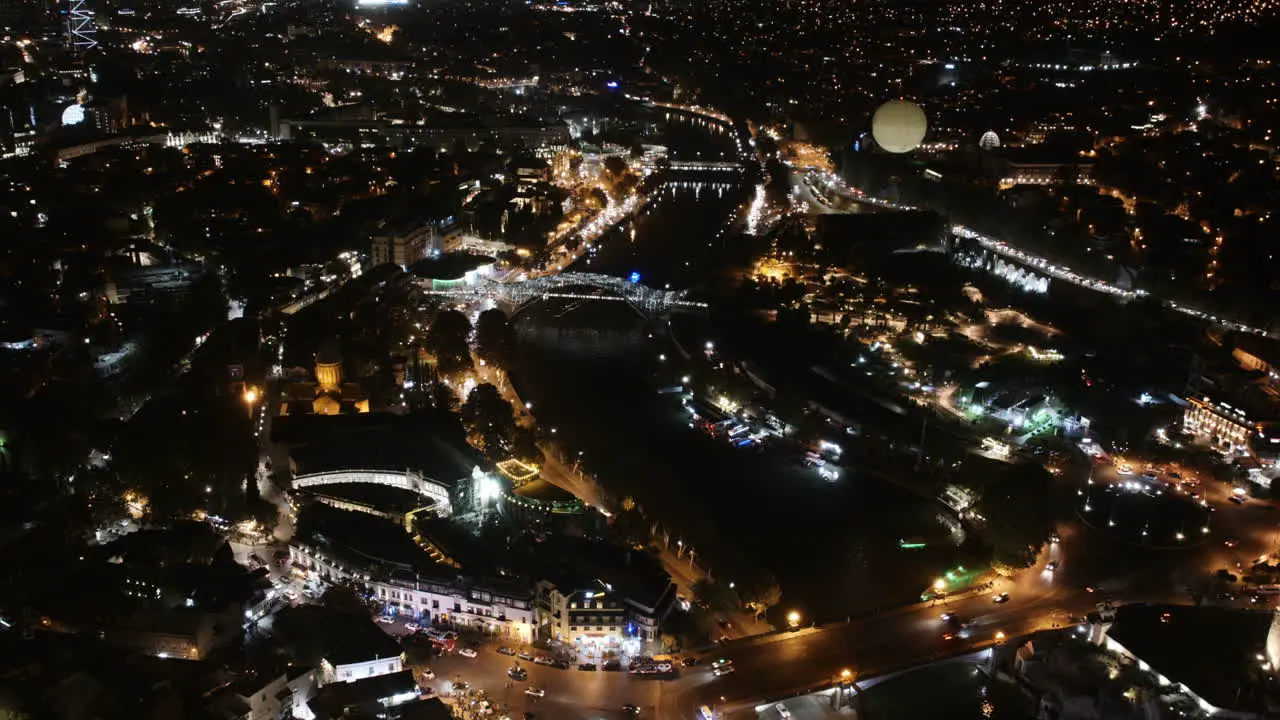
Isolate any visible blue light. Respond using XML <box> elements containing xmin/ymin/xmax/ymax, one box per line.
<box><xmin>629</xmin><ymin>271</ymin><xmax>641</xmax><ymax>284</ymax></box>
<box><xmin>606</xmin><ymin>81</ymin><xmax>620</xmax><ymax>89</ymax></box>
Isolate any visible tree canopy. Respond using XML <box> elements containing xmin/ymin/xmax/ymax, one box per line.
<box><xmin>973</xmin><ymin>461</ymin><xmax>1058</xmax><ymax>568</ymax></box>
<box><xmin>461</xmin><ymin>383</ymin><xmax>515</xmax><ymax>455</ymax></box>
<box><xmin>424</xmin><ymin>309</ymin><xmax>473</xmax><ymax>375</ymax></box>
<box><xmin>474</xmin><ymin>308</ymin><xmax>516</xmax><ymax>370</ymax></box>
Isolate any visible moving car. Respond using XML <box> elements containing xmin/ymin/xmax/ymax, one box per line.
<box><xmin>681</xmin><ymin>657</ymin><xmax>700</xmax><ymax>667</ymax></box>
<box><xmin>713</xmin><ymin>664</ymin><xmax>736</xmax><ymax>677</ymax></box>
<box><xmin>404</xmin><ymin>623</ymin><xmax>419</xmax><ymax>633</ymax></box>
<box><xmin>712</xmin><ymin>657</ymin><xmax>733</xmax><ymax>669</ymax></box>
<box><xmin>622</xmin><ymin>704</ymin><xmax>640</xmax><ymax>716</ymax></box>
<box><xmin>1045</xmin><ymin>561</ymin><xmax>1058</xmax><ymax>572</ymax></box>
<box><xmin>508</xmin><ymin>667</ymin><xmax>527</xmax><ymax>681</ymax></box>
<box><xmin>375</xmin><ymin>616</ymin><xmax>394</xmax><ymax>624</ymax></box>
<box><xmin>457</xmin><ymin>648</ymin><xmax>477</xmax><ymax>658</ymax></box>
<box><xmin>603</xmin><ymin>660</ymin><xmax>622</xmax><ymax>671</ymax></box>
<box><xmin>993</xmin><ymin>592</ymin><xmax>1010</xmax><ymax>603</ymax></box>
<box><xmin>525</xmin><ymin>686</ymin><xmax>545</xmax><ymax>698</ymax></box>
<box><xmin>775</xmin><ymin>704</ymin><xmax>792</xmax><ymax>719</ymax></box>
<box><xmin>420</xmin><ymin>669</ymin><xmax>435</xmax><ymax>680</ymax></box>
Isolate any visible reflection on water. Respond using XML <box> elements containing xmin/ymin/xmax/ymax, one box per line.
<box><xmin>858</xmin><ymin>664</ymin><xmax>1033</xmax><ymax>720</ymax></box>
<box><xmin>511</xmin><ymin>185</ymin><xmax>946</xmax><ymax>619</ymax></box>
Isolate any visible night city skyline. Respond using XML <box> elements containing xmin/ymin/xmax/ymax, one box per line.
<box><xmin>1</xmin><ymin>0</ymin><xmax>1280</xmax><ymax>719</ymax></box>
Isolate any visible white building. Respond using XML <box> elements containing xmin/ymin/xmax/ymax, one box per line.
<box><xmin>321</xmin><ymin>653</ymin><xmax>404</xmax><ymax>685</ymax></box>
<box><xmin>290</xmin><ymin>542</ymin><xmax>535</xmax><ymax>643</ymax></box>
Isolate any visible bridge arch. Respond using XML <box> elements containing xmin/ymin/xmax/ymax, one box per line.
<box><xmin>293</xmin><ymin>469</ymin><xmax>454</xmax><ymax>516</ymax></box>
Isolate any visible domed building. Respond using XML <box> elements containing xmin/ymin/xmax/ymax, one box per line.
<box><xmin>282</xmin><ymin>338</ymin><xmax>370</xmax><ymax>416</ymax></box>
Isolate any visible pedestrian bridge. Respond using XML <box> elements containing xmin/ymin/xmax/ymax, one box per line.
<box><xmin>293</xmin><ymin>469</ymin><xmax>453</xmax><ymax>516</ymax></box>
<box><xmin>420</xmin><ymin>272</ymin><xmax>708</xmax><ymax>316</ymax></box>
<box><xmin>664</xmin><ymin>160</ymin><xmax>746</xmax><ymax>172</ymax></box>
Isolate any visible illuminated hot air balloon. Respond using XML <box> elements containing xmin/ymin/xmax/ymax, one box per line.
<box><xmin>871</xmin><ymin>100</ymin><xmax>927</xmax><ymax>154</ymax></box>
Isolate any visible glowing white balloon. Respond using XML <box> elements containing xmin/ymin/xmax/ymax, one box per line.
<box><xmin>871</xmin><ymin>100</ymin><xmax>927</xmax><ymax>154</ymax></box>
<box><xmin>61</xmin><ymin>104</ymin><xmax>86</xmax><ymax>126</ymax></box>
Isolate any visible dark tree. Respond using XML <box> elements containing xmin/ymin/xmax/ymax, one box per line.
<box><xmin>603</xmin><ymin>155</ymin><xmax>628</xmax><ymax>179</ymax></box>
<box><xmin>974</xmin><ymin>462</ymin><xmax>1058</xmax><ymax>568</ymax></box>
<box><xmin>461</xmin><ymin>383</ymin><xmax>515</xmax><ymax>454</ymax></box>
<box><xmin>510</xmin><ymin>426</ymin><xmax>541</xmax><ymax>463</ymax></box>
<box><xmin>474</xmin><ymin>309</ymin><xmax>516</xmax><ymax>369</ymax></box>
<box><xmin>691</xmin><ymin>578</ymin><xmax>736</xmax><ymax>612</ymax></box>
<box><xmin>429</xmin><ymin>381</ymin><xmax>460</xmax><ymax>413</ymax></box>
<box><xmin>425</xmin><ymin>309</ymin><xmax>473</xmax><ymax>375</ymax></box>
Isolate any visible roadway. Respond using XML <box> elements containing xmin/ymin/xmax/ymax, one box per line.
<box><xmin>414</xmin><ymin>556</ymin><xmax>1100</xmax><ymax>720</ymax></box>
<box><xmin>799</xmin><ymin>168</ymin><xmax>1274</xmax><ymax>339</ymax></box>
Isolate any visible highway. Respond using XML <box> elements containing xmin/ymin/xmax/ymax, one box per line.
<box><xmin>801</xmin><ymin>169</ymin><xmax>1275</xmax><ymax>339</ymax></box>
<box><xmin>417</xmin><ymin>562</ymin><xmax>1100</xmax><ymax>720</ymax></box>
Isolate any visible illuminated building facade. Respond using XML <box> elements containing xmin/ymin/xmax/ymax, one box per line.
<box><xmin>1183</xmin><ymin>395</ymin><xmax>1256</xmax><ymax>453</ymax></box>
<box><xmin>289</xmin><ymin>542</ymin><xmax>535</xmax><ymax>642</ymax></box>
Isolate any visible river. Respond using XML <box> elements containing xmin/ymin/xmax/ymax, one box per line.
<box><xmin>509</xmin><ymin>115</ymin><xmax>954</xmax><ymax>621</ymax></box>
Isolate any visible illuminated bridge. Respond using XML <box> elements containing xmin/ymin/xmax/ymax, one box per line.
<box><xmin>293</xmin><ymin>469</ymin><xmax>454</xmax><ymax>516</ymax></box>
<box><xmin>664</xmin><ymin>160</ymin><xmax>746</xmax><ymax>172</ymax></box>
<box><xmin>420</xmin><ymin>272</ymin><xmax>708</xmax><ymax>317</ymax></box>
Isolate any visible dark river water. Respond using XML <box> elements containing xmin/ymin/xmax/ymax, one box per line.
<box><xmin>509</xmin><ymin>116</ymin><xmax>951</xmax><ymax>621</ymax></box>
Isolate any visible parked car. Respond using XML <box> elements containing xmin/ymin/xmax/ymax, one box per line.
<box><xmin>457</xmin><ymin>648</ymin><xmax>477</xmax><ymax>658</ymax></box>
<box><xmin>497</xmin><ymin>647</ymin><xmax>516</xmax><ymax>656</ymax></box>
<box><xmin>517</xmin><ymin>652</ymin><xmax>535</xmax><ymax>661</ymax></box>
<box><xmin>603</xmin><ymin>660</ymin><xmax>622</xmax><ymax>671</ymax></box>
<box><xmin>578</xmin><ymin>663</ymin><xmax>597</xmax><ymax>671</ymax></box>
<box><xmin>375</xmin><ymin>616</ymin><xmax>394</xmax><ymax>625</ymax></box>
<box><xmin>533</xmin><ymin>656</ymin><xmax>554</xmax><ymax>666</ymax></box>
<box><xmin>404</xmin><ymin>623</ymin><xmax>419</xmax><ymax>633</ymax></box>
<box><xmin>507</xmin><ymin>667</ymin><xmax>527</xmax><ymax>681</ymax></box>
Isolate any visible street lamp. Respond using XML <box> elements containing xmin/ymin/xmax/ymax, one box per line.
<box><xmin>787</xmin><ymin>611</ymin><xmax>801</xmax><ymax>628</ymax></box>
<box><xmin>243</xmin><ymin>387</ymin><xmax>258</xmax><ymax>405</ymax></box>
<box><xmin>933</xmin><ymin>578</ymin><xmax>947</xmax><ymax>592</ymax></box>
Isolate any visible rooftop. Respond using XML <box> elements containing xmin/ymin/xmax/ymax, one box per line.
<box><xmin>1105</xmin><ymin>603</ymin><xmax>1279</xmax><ymax>713</ymax></box>
<box><xmin>408</xmin><ymin>253</ymin><xmax>495</xmax><ymax>281</ymax></box>
<box><xmin>278</xmin><ymin>411</ymin><xmax>482</xmax><ymax>484</ymax></box>
<box><xmin>309</xmin><ymin>669</ymin><xmax>417</xmax><ymax>719</ymax></box>
<box><xmin>276</xmin><ymin>605</ymin><xmax>402</xmax><ymax>668</ymax></box>
<box><xmin>534</xmin><ymin>536</ymin><xmax>672</xmax><ymax>612</ymax></box>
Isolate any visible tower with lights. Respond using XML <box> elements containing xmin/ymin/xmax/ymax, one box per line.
<box><xmin>65</xmin><ymin>0</ymin><xmax>98</xmax><ymax>53</ymax></box>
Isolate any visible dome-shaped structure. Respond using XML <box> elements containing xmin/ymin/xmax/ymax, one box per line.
<box><xmin>61</xmin><ymin>103</ymin><xmax>85</xmax><ymax>126</ymax></box>
<box><xmin>979</xmin><ymin>130</ymin><xmax>1001</xmax><ymax>151</ymax></box>
<box><xmin>871</xmin><ymin>100</ymin><xmax>928</xmax><ymax>154</ymax></box>
<box><xmin>315</xmin><ymin>337</ymin><xmax>343</xmax><ymax>392</ymax></box>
